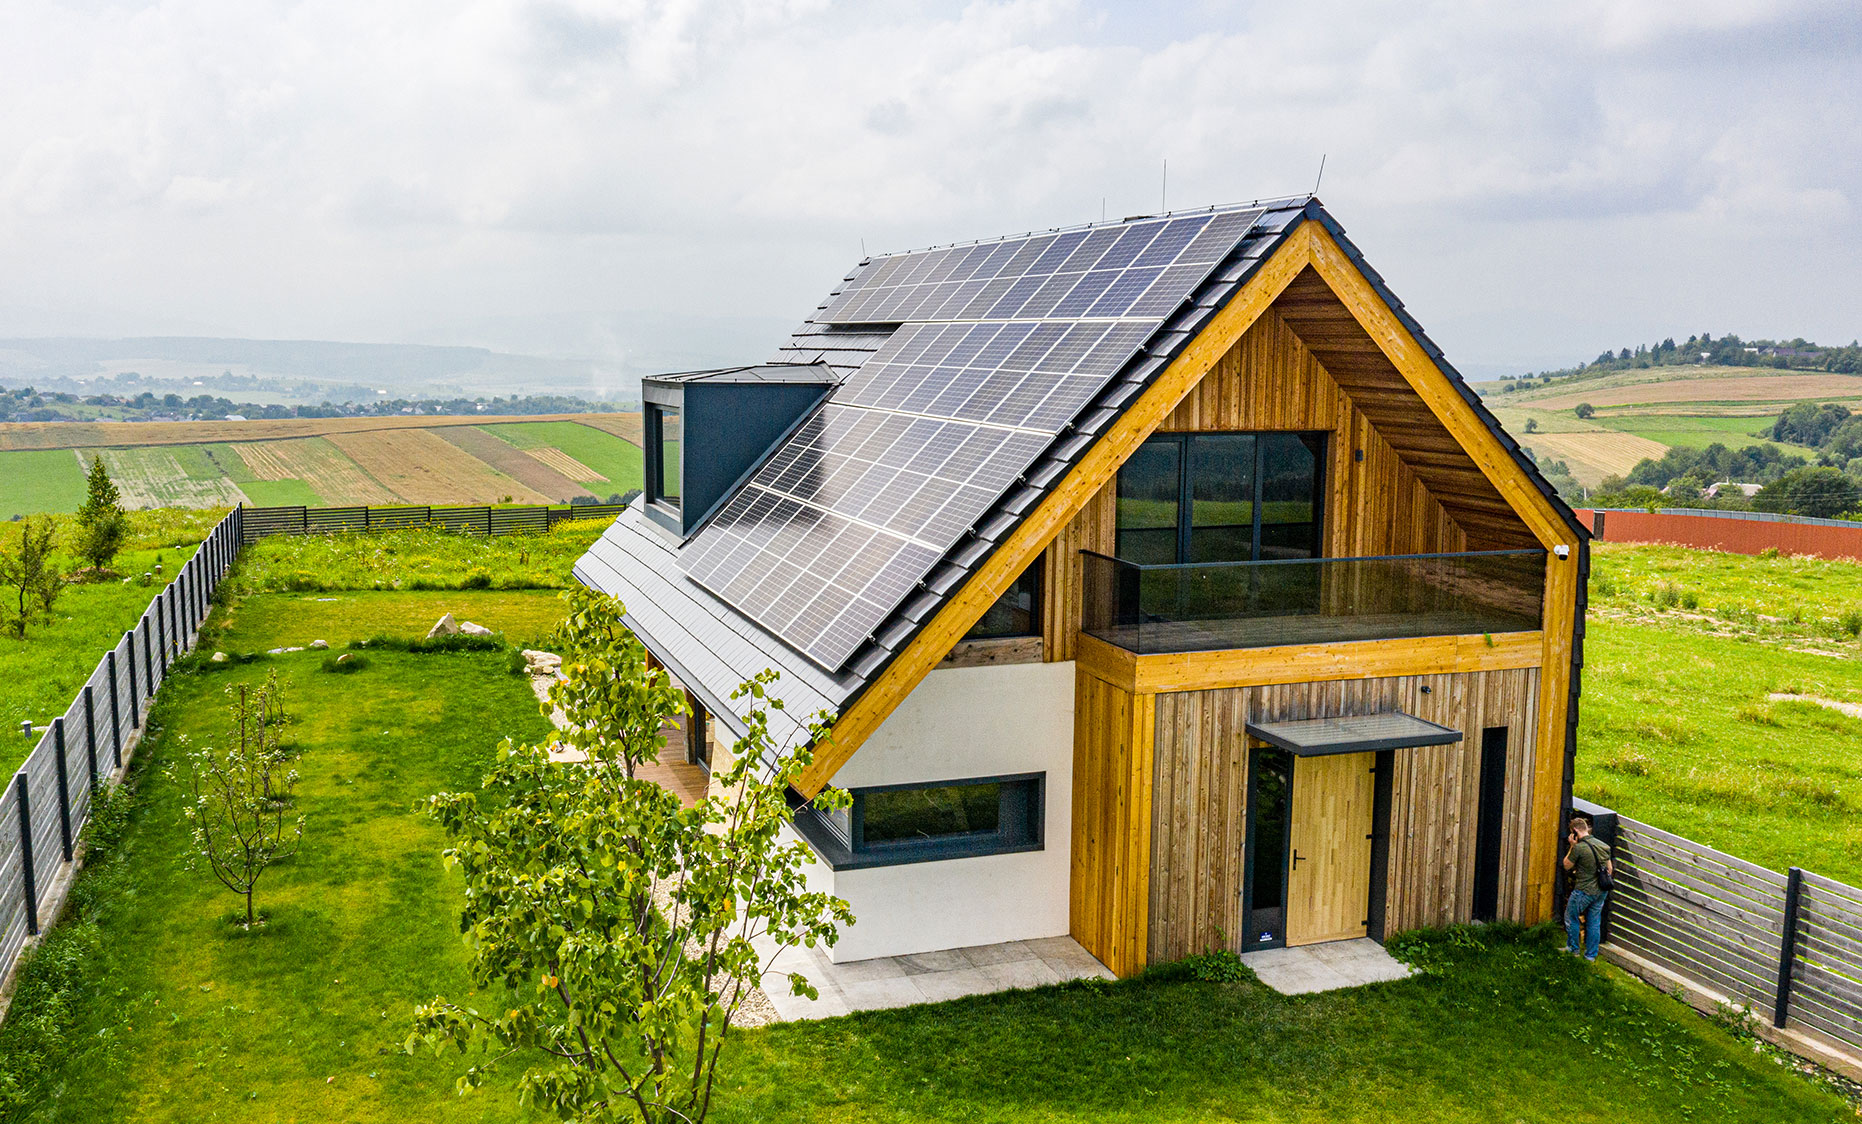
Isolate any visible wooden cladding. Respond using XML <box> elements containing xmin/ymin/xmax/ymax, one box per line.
<box><xmin>1075</xmin><ymin>629</ymin><xmax>1542</xmax><ymax>696</ymax></box>
<box><xmin>1145</xmin><ymin>667</ymin><xmax>1541</xmax><ymax>964</ymax></box>
<box><xmin>1070</xmin><ymin>670</ymin><xmax>1156</xmax><ymax>978</ymax></box>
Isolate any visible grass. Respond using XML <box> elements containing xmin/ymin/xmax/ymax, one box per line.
<box><xmin>0</xmin><ymin>509</ymin><xmax>226</xmax><ymax>777</ymax></box>
<box><xmin>0</xmin><ymin>412</ymin><xmax>641</xmax><ymax>452</ymax></box>
<box><xmin>1578</xmin><ymin>543</ymin><xmax>1862</xmax><ymax>884</ymax></box>
<box><xmin>201</xmin><ymin>590</ymin><xmax>571</xmax><ymax>652</ymax></box>
<box><xmin>219</xmin><ymin>519</ymin><xmax>613</xmax><ymax>597</ymax></box>
<box><xmin>0</xmin><ymin>450</ymin><xmax>86</xmax><ymax>518</ymax></box>
<box><xmin>480</xmin><ymin>421</ymin><xmax>643</xmax><ymax>492</ymax></box>
<box><xmin>1590</xmin><ymin>414</ymin><xmax>1784</xmax><ymax>450</ymax></box>
<box><xmin>10</xmin><ymin>641</ymin><xmax>1846</xmax><ymax>1121</ymax></box>
<box><xmin>199</xmin><ymin>441</ymin><xmax>325</xmax><ymax>507</ymax></box>
<box><xmin>8</xmin><ymin>646</ymin><xmax>557</xmax><ymax>1122</ymax></box>
<box><xmin>711</xmin><ymin>927</ymin><xmax>1848</xmax><ymax>1122</ymax></box>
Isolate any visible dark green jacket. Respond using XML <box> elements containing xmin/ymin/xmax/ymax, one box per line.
<box><xmin>1570</xmin><ymin>837</ymin><xmax>1611</xmax><ymax>896</ymax></box>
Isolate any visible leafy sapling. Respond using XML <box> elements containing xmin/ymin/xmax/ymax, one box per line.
<box><xmin>172</xmin><ymin>669</ymin><xmax>303</xmax><ymax>928</ymax></box>
<box><xmin>75</xmin><ymin>455</ymin><xmax>129</xmax><ymax>575</ymax></box>
<box><xmin>408</xmin><ymin>587</ymin><xmax>853</xmax><ymax>1124</ymax></box>
<box><xmin>0</xmin><ymin>515</ymin><xmax>61</xmax><ymax>639</ymax></box>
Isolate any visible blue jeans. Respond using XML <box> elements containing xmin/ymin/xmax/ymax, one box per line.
<box><xmin>1566</xmin><ymin>888</ymin><xmax>1607</xmax><ymax>959</ymax></box>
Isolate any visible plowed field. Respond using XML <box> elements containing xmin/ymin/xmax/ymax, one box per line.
<box><xmin>324</xmin><ymin>428</ymin><xmax>551</xmax><ymax>504</ymax></box>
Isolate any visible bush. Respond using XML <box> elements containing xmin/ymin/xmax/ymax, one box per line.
<box><xmin>462</xmin><ymin>567</ymin><xmax>492</xmax><ymax>589</ymax></box>
<box><xmin>349</xmin><ymin>633</ymin><xmax>503</xmax><ymax>654</ymax></box>
<box><xmin>1182</xmin><ymin>948</ymin><xmax>1252</xmax><ymax>983</ymax></box>
<box><xmin>321</xmin><ymin>653</ymin><xmax>368</xmax><ymax>674</ymax></box>
<box><xmin>1840</xmin><ymin>608</ymin><xmax>1862</xmax><ymax>637</ymax></box>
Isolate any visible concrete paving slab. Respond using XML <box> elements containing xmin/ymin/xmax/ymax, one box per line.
<box><xmin>751</xmin><ymin>934</ymin><xmax>1113</xmax><ymax>1020</ymax></box>
<box><xmin>1243</xmin><ymin>939</ymin><xmax>1412</xmax><ymax>995</ymax></box>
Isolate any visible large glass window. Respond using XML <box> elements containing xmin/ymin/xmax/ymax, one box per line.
<box><xmin>648</xmin><ymin>404</ymin><xmax>682</xmax><ymax>512</ymax></box>
<box><xmin>793</xmin><ymin>774</ymin><xmax>1045</xmax><ymax>869</ymax></box>
<box><xmin>1116</xmin><ymin>431</ymin><xmax>1324</xmax><ymax>564</ymax></box>
<box><xmin>964</xmin><ymin>560</ymin><xmax>1041</xmax><ymax>640</ymax></box>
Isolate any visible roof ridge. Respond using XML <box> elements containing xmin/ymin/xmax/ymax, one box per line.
<box><xmin>863</xmin><ymin>193</ymin><xmax>1314</xmax><ymax>261</ymax></box>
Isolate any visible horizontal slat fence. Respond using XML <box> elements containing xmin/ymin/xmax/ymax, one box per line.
<box><xmin>0</xmin><ymin>507</ymin><xmax>243</xmax><ymax>1008</ymax></box>
<box><xmin>238</xmin><ymin>501</ymin><xmax>626</xmax><ymax>545</ymax></box>
<box><xmin>1598</xmin><ymin>807</ymin><xmax>1862</xmax><ymax>1069</ymax></box>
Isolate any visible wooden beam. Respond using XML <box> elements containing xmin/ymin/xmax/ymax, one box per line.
<box><xmin>1077</xmin><ymin>630</ymin><xmax>1543</xmax><ymax>695</ymax></box>
<box><xmin>793</xmin><ymin>221</ymin><xmax>1315</xmax><ymax>796</ymax></box>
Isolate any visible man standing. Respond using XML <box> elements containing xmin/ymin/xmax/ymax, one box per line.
<box><xmin>1562</xmin><ymin>814</ymin><xmax>1613</xmax><ymax>961</ymax></box>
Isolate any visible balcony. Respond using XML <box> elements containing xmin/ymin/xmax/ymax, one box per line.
<box><xmin>1079</xmin><ymin>549</ymin><xmax>1547</xmax><ymax>655</ymax></box>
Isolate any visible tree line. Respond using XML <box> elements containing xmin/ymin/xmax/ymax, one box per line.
<box><xmin>1500</xmin><ymin>332</ymin><xmax>1862</xmax><ymax>392</ymax></box>
<box><xmin>0</xmin><ymin>383</ymin><xmax>631</xmax><ymax>424</ymax></box>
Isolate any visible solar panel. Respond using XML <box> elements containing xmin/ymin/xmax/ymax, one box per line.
<box><xmin>681</xmin><ymin>204</ymin><xmax>1269</xmax><ymax>670</ymax></box>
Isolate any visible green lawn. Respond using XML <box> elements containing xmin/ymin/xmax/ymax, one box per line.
<box><xmin>1577</xmin><ymin>544</ymin><xmax>1862</xmax><ymax>884</ymax></box>
<box><xmin>8</xmin><ymin>640</ymin><xmax>1845</xmax><ymax>1122</ymax></box>
<box><xmin>0</xmin><ymin>510</ymin><xmax>225</xmax><ymax>777</ymax></box>
<box><xmin>220</xmin><ymin>519</ymin><xmax>613</xmax><ymax>597</ymax></box>
<box><xmin>479</xmin><ymin>421</ymin><xmax>642</xmax><ymax>493</ymax></box>
<box><xmin>202</xmin><ymin>590</ymin><xmax>570</xmax><ymax>652</ymax></box>
<box><xmin>0</xmin><ymin>449</ymin><xmax>87</xmax><ymax>518</ymax></box>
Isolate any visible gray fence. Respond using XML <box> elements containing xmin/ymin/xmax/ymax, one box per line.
<box><xmin>238</xmin><ymin>501</ymin><xmax>628</xmax><ymax>545</ymax></box>
<box><xmin>0</xmin><ymin>508</ymin><xmax>242</xmax><ymax>989</ymax></box>
<box><xmin>1592</xmin><ymin>806</ymin><xmax>1862</xmax><ymax>1060</ymax></box>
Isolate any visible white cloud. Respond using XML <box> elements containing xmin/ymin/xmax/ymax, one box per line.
<box><xmin>0</xmin><ymin>0</ymin><xmax>1856</xmax><ymax>374</ymax></box>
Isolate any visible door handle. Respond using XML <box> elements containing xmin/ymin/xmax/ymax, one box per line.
<box><xmin>1291</xmin><ymin>849</ymin><xmax>1305</xmax><ymax>872</ymax></box>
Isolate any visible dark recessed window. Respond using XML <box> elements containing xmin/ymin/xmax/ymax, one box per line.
<box><xmin>792</xmin><ymin>774</ymin><xmax>1044</xmax><ymax>869</ymax></box>
<box><xmin>964</xmin><ymin>560</ymin><xmax>1041</xmax><ymax>640</ymax></box>
<box><xmin>1116</xmin><ymin>431</ymin><xmax>1324</xmax><ymax>564</ymax></box>
<box><xmin>647</xmin><ymin>404</ymin><xmax>682</xmax><ymax>513</ymax></box>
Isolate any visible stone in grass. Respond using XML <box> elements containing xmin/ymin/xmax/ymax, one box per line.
<box><xmin>459</xmin><ymin>621</ymin><xmax>495</xmax><ymax>637</ymax></box>
<box><xmin>267</xmin><ymin>646</ymin><xmax>305</xmax><ymax>655</ymax></box>
<box><xmin>335</xmin><ymin>653</ymin><xmax>354</xmax><ymax>665</ymax></box>
<box><xmin>309</xmin><ymin>639</ymin><xmax>329</xmax><ymax>650</ymax></box>
<box><xmin>426</xmin><ymin>613</ymin><xmax>459</xmax><ymax>639</ymax></box>
<box><xmin>211</xmin><ymin>652</ymin><xmax>229</xmax><ymax>663</ymax></box>
<box><xmin>522</xmin><ymin>649</ymin><xmax>562</xmax><ymax>675</ymax></box>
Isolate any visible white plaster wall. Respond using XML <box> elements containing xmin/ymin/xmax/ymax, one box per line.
<box><xmin>816</xmin><ymin>660</ymin><xmax>1076</xmax><ymax>963</ymax></box>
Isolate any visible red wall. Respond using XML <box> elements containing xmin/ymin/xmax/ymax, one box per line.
<box><xmin>1575</xmin><ymin>509</ymin><xmax>1862</xmax><ymax>563</ymax></box>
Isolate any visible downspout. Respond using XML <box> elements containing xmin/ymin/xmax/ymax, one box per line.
<box><xmin>1554</xmin><ymin>534</ymin><xmax>1591</xmax><ymax>911</ymax></box>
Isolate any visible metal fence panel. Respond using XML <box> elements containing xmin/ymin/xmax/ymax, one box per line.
<box><xmin>0</xmin><ymin>785</ymin><xmax>26</xmax><ymax>972</ymax></box>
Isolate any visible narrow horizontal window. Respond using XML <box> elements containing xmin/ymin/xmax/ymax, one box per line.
<box><xmin>790</xmin><ymin>773</ymin><xmax>1044</xmax><ymax>870</ymax></box>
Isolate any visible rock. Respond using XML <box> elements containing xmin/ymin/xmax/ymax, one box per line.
<box><xmin>522</xmin><ymin>649</ymin><xmax>563</xmax><ymax>675</ymax></box>
<box><xmin>211</xmin><ymin>651</ymin><xmax>228</xmax><ymax>663</ymax></box>
<box><xmin>310</xmin><ymin>639</ymin><xmax>329</xmax><ymax>650</ymax></box>
<box><xmin>459</xmin><ymin>621</ymin><xmax>494</xmax><ymax>637</ymax></box>
<box><xmin>336</xmin><ymin>652</ymin><xmax>354</xmax><ymax>664</ymax></box>
<box><xmin>426</xmin><ymin>613</ymin><xmax>459</xmax><ymax>639</ymax></box>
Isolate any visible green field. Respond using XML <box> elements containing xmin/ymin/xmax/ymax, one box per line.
<box><xmin>5</xmin><ymin>596</ymin><xmax>1845</xmax><ymax>1122</ymax></box>
<box><xmin>1590</xmin><ymin>414</ymin><xmax>1789</xmax><ymax>452</ymax></box>
<box><xmin>1577</xmin><ymin>543</ymin><xmax>1862</xmax><ymax>883</ymax></box>
<box><xmin>199</xmin><ymin>440</ymin><xmax>326</xmax><ymax>506</ymax></box>
<box><xmin>0</xmin><ymin>448</ymin><xmax>88</xmax><ymax>518</ymax></box>
<box><xmin>481</xmin><ymin>420</ymin><xmax>643</xmax><ymax>492</ymax></box>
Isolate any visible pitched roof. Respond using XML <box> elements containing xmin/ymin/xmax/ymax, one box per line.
<box><xmin>575</xmin><ymin>197</ymin><xmax>1584</xmax><ymax>748</ymax></box>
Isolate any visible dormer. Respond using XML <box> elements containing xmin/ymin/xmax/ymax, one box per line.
<box><xmin>642</xmin><ymin>363</ymin><xmax>839</xmax><ymax>537</ymax></box>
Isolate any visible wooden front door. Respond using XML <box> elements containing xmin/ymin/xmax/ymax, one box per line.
<box><xmin>1286</xmin><ymin>752</ymin><xmax>1375</xmax><ymax>946</ymax></box>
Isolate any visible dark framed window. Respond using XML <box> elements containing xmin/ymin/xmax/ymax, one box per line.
<box><xmin>964</xmin><ymin>560</ymin><xmax>1042</xmax><ymax>640</ymax></box>
<box><xmin>1115</xmin><ymin>431</ymin><xmax>1325</xmax><ymax>564</ymax></box>
<box><xmin>647</xmin><ymin>403</ymin><xmax>682</xmax><ymax>513</ymax></box>
<box><xmin>793</xmin><ymin>773</ymin><xmax>1044</xmax><ymax>870</ymax></box>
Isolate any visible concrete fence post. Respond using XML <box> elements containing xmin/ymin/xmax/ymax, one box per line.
<box><xmin>52</xmin><ymin>718</ymin><xmax>71</xmax><ymax>862</ymax></box>
<box><xmin>1773</xmin><ymin>867</ymin><xmax>1805</xmax><ymax>1028</ymax></box>
<box><xmin>15</xmin><ymin>775</ymin><xmax>37</xmax><ymax>936</ymax></box>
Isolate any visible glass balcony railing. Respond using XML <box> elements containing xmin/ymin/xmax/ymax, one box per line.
<box><xmin>1080</xmin><ymin>549</ymin><xmax>1547</xmax><ymax>655</ymax></box>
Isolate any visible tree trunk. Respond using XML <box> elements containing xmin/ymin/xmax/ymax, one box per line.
<box><xmin>245</xmin><ymin>888</ymin><xmax>254</xmax><ymax>928</ymax></box>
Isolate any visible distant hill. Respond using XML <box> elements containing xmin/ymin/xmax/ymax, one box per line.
<box><xmin>0</xmin><ymin>336</ymin><xmax>637</xmax><ymax>406</ymax></box>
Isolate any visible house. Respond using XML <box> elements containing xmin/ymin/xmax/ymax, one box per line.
<box><xmin>574</xmin><ymin>196</ymin><xmax>1588</xmax><ymax>976</ymax></box>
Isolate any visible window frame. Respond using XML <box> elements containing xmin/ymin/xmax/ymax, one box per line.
<box><xmin>645</xmin><ymin>401</ymin><xmax>683</xmax><ymax>516</ymax></box>
<box><xmin>1115</xmin><ymin>430</ymin><xmax>1327</xmax><ymax>564</ymax></box>
<box><xmin>790</xmin><ymin>772</ymin><xmax>1046</xmax><ymax>870</ymax></box>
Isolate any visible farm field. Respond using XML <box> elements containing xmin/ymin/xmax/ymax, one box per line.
<box><xmin>1577</xmin><ymin>543</ymin><xmax>1862</xmax><ymax>884</ymax></box>
<box><xmin>5</xmin><ymin>606</ymin><xmax>1844</xmax><ymax>1122</ymax></box>
<box><xmin>1479</xmin><ymin>364</ymin><xmax>1851</xmax><ymax>483</ymax></box>
<box><xmin>0</xmin><ymin>413</ymin><xmax>641</xmax><ymax>515</ymax></box>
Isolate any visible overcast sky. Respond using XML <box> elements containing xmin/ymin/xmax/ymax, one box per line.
<box><xmin>1</xmin><ymin>0</ymin><xmax>1858</xmax><ymax>383</ymax></box>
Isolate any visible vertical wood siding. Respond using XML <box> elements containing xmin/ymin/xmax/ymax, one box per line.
<box><xmin>1070</xmin><ymin>669</ymin><xmax>1155</xmax><ymax>977</ymax></box>
<box><xmin>1145</xmin><ymin>667</ymin><xmax>1540</xmax><ymax>963</ymax></box>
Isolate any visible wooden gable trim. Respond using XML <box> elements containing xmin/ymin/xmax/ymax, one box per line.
<box><xmin>792</xmin><ymin>223</ymin><xmax>1318</xmax><ymax>796</ymax></box>
<box><xmin>1076</xmin><ymin>630</ymin><xmax>1544</xmax><ymax>696</ymax></box>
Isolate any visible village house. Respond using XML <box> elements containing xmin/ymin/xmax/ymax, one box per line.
<box><xmin>575</xmin><ymin>195</ymin><xmax>1588</xmax><ymax>977</ymax></box>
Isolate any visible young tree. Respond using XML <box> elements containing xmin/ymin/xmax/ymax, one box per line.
<box><xmin>408</xmin><ymin>588</ymin><xmax>852</xmax><ymax>1124</ymax></box>
<box><xmin>0</xmin><ymin>516</ymin><xmax>61</xmax><ymax>639</ymax></box>
<box><xmin>75</xmin><ymin>455</ymin><xmax>128</xmax><ymax>573</ymax></box>
<box><xmin>1524</xmin><ymin>417</ymin><xmax>1540</xmax><ymax>433</ymax></box>
<box><xmin>173</xmin><ymin>669</ymin><xmax>303</xmax><ymax>928</ymax></box>
<box><xmin>1574</xmin><ymin>403</ymin><xmax>1595</xmax><ymax>419</ymax></box>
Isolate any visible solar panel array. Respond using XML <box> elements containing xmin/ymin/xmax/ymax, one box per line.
<box><xmin>682</xmin><ymin>205</ymin><xmax>1269</xmax><ymax>670</ymax></box>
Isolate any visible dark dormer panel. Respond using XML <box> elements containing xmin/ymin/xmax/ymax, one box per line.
<box><xmin>642</xmin><ymin>363</ymin><xmax>839</xmax><ymax>537</ymax></box>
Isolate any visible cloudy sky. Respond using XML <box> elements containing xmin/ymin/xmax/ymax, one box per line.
<box><xmin>1</xmin><ymin>0</ymin><xmax>1858</xmax><ymax>384</ymax></box>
